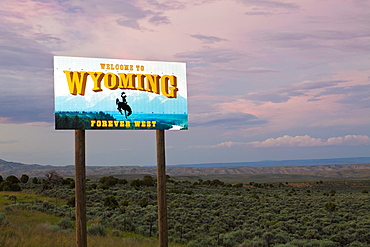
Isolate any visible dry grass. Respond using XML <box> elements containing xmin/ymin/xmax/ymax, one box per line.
<box><xmin>0</xmin><ymin>192</ymin><xmax>182</xmax><ymax>247</ymax></box>
<box><xmin>0</xmin><ymin>223</ymin><xmax>163</xmax><ymax>247</ymax></box>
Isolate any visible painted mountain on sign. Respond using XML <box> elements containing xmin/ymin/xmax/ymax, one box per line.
<box><xmin>55</xmin><ymin>90</ymin><xmax>187</xmax><ymax>114</ymax></box>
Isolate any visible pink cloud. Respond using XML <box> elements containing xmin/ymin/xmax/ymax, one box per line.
<box><xmin>188</xmin><ymin>135</ymin><xmax>370</xmax><ymax>149</ymax></box>
<box><xmin>250</xmin><ymin>135</ymin><xmax>370</xmax><ymax>148</ymax></box>
<box><xmin>216</xmin><ymin>68</ymin><xmax>370</xmax><ymax>136</ymax></box>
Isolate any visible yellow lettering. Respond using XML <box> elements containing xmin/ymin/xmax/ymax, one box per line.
<box><xmin>120</xmin><ymin>121</ymin><xmax>125</xmax><ymax>127</ymax></box>
<box><xmin>64</xmin><ymin>69</ymin><xmax>180</xmax><ymax>98</ymax></box>
<box><xmin>118</xmin><ymin>73</ymin><xmax>136</xmax><ymax>89</ymax></box>
<box><xmin>134</xmin><ymin>121</ymin><xmax>141</xmax><ymax>127</ymax></box>
<box><xmin>145</xmin><ymin>74</ymin><xmax>160</xmax><ymax>94</ymax></box>
<box><xmin>108</xmin><ymin>120</ymin><xmax>113</xmax><ymax>127</ymax></box>
<box><xmin>91</xmin><ymin>120</ymin><xmax>96</xmax><ymax>127</ymax></box>
<box><xmin>136</xmin><ymin>74</ymin><xmax>145</xmax><ymax>91</ymax></box>
<box><xmin>104</xmin><ymin>73</ymin><xmax>119</xmax><ymax>90</ymax></box>
<box><xmin>125</xmin><ymin>121</ymin><xmax>131</xmax><ymax>127</ymax></box>
<box><xmin>114</xmin><ymin>121</ymin><xmax>119</xmax><ymax>127</ymax></box>
<box><xmin>63</xmin><ymin>71</ymin><xmax>89</xmax><ymax>96</ymax></box>
<box><xmin>88</xmin><ymin>72</ymin><xmax>104</xmax><ymax>92</ymax></box>
<box><xmin>100</xmin><ymin>64</ymin><xmax>106</xmax><ymax>69</ymax></box>
<box><xmin>141</xmin><ymin>121</ymin><xmax>147</xmax><ymax>127</ymax></box>
<box><xmin>152</xmin><ymin>121</ymin><xmax>156</xmax><ymax>127</ymax></box>
<box><xmin>102</xmin><ymin>120</ymin><xmax>107</xmax><ymax>127</ymax></box>
<box><xmin>96</xmin><ymin>120</ymin><xmax>101</xmax><ymax>127</ymax></box>
<box><xmin>161</xmin><ymin>75</ymin><xmax>178</xmax><ymax>98</ymax></box>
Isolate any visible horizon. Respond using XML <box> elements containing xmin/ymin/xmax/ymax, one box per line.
<box><xmin>2</xmin><ymin>156</ymin><xmax>370</xmax><ymax>168</ymax></box>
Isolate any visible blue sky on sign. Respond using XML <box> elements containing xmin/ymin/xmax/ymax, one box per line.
<box><xmin>0</xmin><ymin>0</ymin><xmax>369</xmax><ymax>166</ymax></box>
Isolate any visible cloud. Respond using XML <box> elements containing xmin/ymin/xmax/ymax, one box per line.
<box><xmin>146</xmin><ymin>0</ymin><xmax>186</xmax><ymax>11</ymax></box>
<box><xmin>244</xmin><ymin>11</ymin><xmax>271</xmax><ymax>16</ymax></box>
<box><xmin>245</xmin><ymin>80</ymin><xmax>346</xmax><ymax>103</ymax></box>
<box><xmin>149</xmin><ymin>13</ymin><xmax>171</xmax><ymax>25</ymax></box>
<box><xmin>257</xmin><ymin>29</ymin><xmax>370</xmax><ymax>52</ymax></box>
<box><xmin>190</xmin><ymin>111</ymin><xmax>268</xmax><ymax>128</ymax></box>
<box><xmin>0</xmin><ymin>28</ymin><xmax>54</xmax><ymax>124</ymax></box>
<box><xmin>0</xmin><ymin>140</ymin><xmax>18</xmax><ymax>144</ymax></box>
<box><xmin>316</xmin><ymin>84</ymin><xmax>370</xmax><ymax>108</ymax></box>
<box><xmin>238</xmin><ymin>0</ymin><xmax>299</xmax><ymax>9</ymax></box>
<box><xmin>190</xmin><ymin>34</ymin><xmax>228</xmax><ymax>44</ymax></box>
<box><xmin>175</xmin><ymin>48</ymin><xmax>247</xmax><ymax>65</ymax></box>
<box><xmin>251</xmin><ymin>135</ymin><xmax>370</xmax><ymax>148</ymax></box>
<box><xmin>0</xmin><ymin>89</ymin><xmax>54</xmax><ymax>124</ymax></box>
<box><xmin>242</xmin><ymin>67</ymin><xmax>280</xmax><ymax>73</ymax></box>
<box><xmin>241</xmin><ymin>0</ymin><xmax>299</xmax><ymax>16</ymax></box>
<box><xmin>246</xmin><ymin>93</ymin><xmax>291</xmax><ymax>103</ymax></box>
<box><xmin>188</xmin><ymin>135</ymin><xmax>370</xmax><ymax>149</ymax></box>
<box><xmin>110</xmin><ymin>1</ymin><xmax>155</xmax><ymax>29</ymax></box>
<box><xmin>187</xmin><ymin>141</ymin><xmax>245</xmax><ymax>149</ymax></box>
<box><xmin>33</xmin><ymin>33</ymin><xmax>64</xmax><ymax>45</ymax></box>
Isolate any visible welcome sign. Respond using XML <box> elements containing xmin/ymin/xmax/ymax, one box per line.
<box><xmin>54</xmin><ymin>56</ymin><xmax>188</xmax><ymax>130</ymax></box>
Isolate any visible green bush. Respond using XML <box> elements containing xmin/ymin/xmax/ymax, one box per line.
<box><xmin>104</xmin><ymin>195</ymin><xmax>119</xmax><ymax>208</ymax></box>
<box><xmin>0</xmin><ymin>212</ymin><xmax>9</xmax><ymax>225</ymax></box>
<box><xmin>67</xmin><ymin>196</ymin><xmax>75</xmax><ymax>207</ymax></box>
<box><xmin>0</xmin><ymin>181</ymin><xmax>21</xmax><ymax>191</ymax></box>
<box><xmin>20</xmin><ymin>174</ymin><xmax>29</xmax><ymax>183</ymax></box>
<box><xmin>46</xmin><ymin>225</ymin><xmax>61</xmax><ymax>232</ymax></box>
<box><xmin>57</xmin><ymin>218</ymin><xmax>74</xmax><ymax>229</ymax></box>
<box><xmin>87</xmin><ymin>223</ymin><xmax>107</xmax><ymax>236</ymax></box>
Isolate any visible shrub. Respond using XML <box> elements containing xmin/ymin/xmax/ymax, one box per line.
<box><xmin>6</xmin><ymin>175</ymin><xmax>20</xmax><ymax>184</ymax></box>
<box><xmin>47</xmin><ymin>225</ymin><xmax>61</xmax><ymax>232</ymax></box>
<box><xmin>325</xmin><ymin>202</ymin><xmax>337</xmax><ymax>212</ymax></box>
<box><xmin>121</xmin><ymin>200</ymin><xmax>129</xmax><ymax>207</ymax></box>
<box><xmin>139</xmin><ymin>198</ymin><xmax>149</xmax><ymax>207</ymax></box>
<box><xmin>0</xmin><ymin>212</ymin><xmax>9</xmax><ymax>225</ymax></box>
<box><xmin>43</xmin><ymin>201</ymin><xmax>54</xmax><ymax>210</ymax></box>
<box><xmin>57</xmin><ymin>218</ymin><xmax>74</xmax><ymax>229</ymax></box>
<box><xmin>67</xmin><ymin>196</ymin><xmax>75</xmax><ymax>207</ymax></box>
<box><xmin>112</xmin><ymin>229</ymin><xmax>122</xmax><ymax>237</ymax></box>
<box><xmin>0</xmin><ymin>181</ymin><xmax>21</xmax><ymax>191</ymax></box>
<box><xmin>87</xmin><ymin>223</ymin><xmax>107</xmax><ymax>236</ymax></box>
<box><xmin>20</xmin><ymin>174</ymin><xmax>29</xmax><ymax>183</ymax></box>
<box><xmin>104</xmin><ymin>195</ymin><xmax>119</xmax><ymax>208</ymax></box>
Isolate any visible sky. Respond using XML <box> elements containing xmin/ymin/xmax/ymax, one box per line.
<box><xmin>0</xmin><ymin>0</ymin><xmax>369</xmax><ymax>167</ymax></box>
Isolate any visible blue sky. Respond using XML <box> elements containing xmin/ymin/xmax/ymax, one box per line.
<box><xmin>0</xmin><ymin>0</ymin><xmax>369</xmax><ymax>166</ymax></box>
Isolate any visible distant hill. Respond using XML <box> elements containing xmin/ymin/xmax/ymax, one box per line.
<box><xmin>172</xmin><ymin>157</ymin><xmax>370</xmax><ymax>168</ymax></box>
<box><xmin>1</xmin><ymin>157</ymin><xmax>370</xmax><ymax>180</ymax></box>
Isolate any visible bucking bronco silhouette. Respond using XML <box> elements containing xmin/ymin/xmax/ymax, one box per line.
<box><xmin>116</xmin><ymin>92</ymin><xmax>132</xmax><ymax>118</ymax></box>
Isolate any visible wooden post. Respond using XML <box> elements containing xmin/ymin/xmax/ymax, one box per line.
<box><xmin>156</xmin><ymin>129</ymin><xmax>168</xmax><ymax>247</ymax></box>
<box><xmin>75</xmin><ymin>130</ymin><xmax>87</xmax><ymax>247</ymax></box>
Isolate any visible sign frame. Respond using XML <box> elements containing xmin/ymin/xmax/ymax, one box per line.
<box><xmin>54</xmin><ymin>56</ymin><xmax>188</xmax><ymax>131</ymax></box>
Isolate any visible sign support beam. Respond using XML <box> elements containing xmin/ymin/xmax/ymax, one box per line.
<box><xmin>156</xmin><ymin>129</ymin><xmax>168</xmax><ymax>247</ymax></box>
<box><xmin>75</xmin><ymin>130</ymin><xmax>87</xmax><ymax>247</ymax></box>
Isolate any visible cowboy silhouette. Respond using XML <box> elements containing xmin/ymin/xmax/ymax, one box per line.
<box><xmin>116</xmin><ymin>92</ymin><xmax>132</xmax><ymax>118</ymax></box>
<box><xmin>121</xmin><ymin>92</ymin><xmax>127</xmax><ymax>104</ymax></box>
